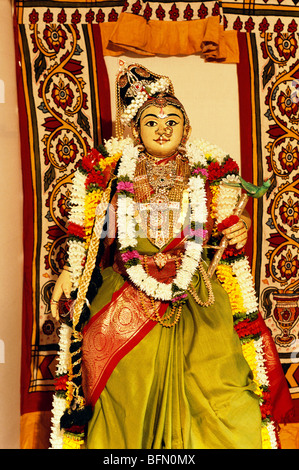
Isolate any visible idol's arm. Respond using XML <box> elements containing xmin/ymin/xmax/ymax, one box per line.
<box><xmin>50</xmin><ymin>267</ymin><xmax>72</xmax><ymax>321</ymax></box>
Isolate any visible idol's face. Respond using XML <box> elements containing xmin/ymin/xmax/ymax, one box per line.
<box><xmin>139</xmin><ymin>105</ymin><xmax>185</xmax><ymax>157</ymax></box>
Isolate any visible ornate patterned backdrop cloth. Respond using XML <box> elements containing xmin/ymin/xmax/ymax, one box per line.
<box><xmin>14</xmin><ymin>0</ymin><xmax>299</xmax><ymax>449</ymax></box>
<box><xmin>221</xmin><ymin>1</ymin><xmax>299</xmax><ymax>423</ymax></box>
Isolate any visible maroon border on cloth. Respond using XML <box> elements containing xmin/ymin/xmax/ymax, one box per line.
<box><xmin>92</xmin><ymin>24</ymin><xmax>112</xmax><ymax>141</ymax></box>
<box><xmin>236</xmin><ymin>31</ymin><xmax>253</xmax><ymax>265</ymax></box>
<box><xmin>236</xmin><ymin>31</ymin><xmax>298</xmax><ymax>424</ymax></box>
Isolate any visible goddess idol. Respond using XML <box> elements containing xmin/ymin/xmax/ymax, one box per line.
<box><xmin>50</xmin><ymin>63</ymin><xmax>292</xmax><ymax>449</ymax></box>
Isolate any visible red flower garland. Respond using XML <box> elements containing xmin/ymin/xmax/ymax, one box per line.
<box><xmin>54</xmin><ymin>374</ymin><xmax>68</xmax><ymax>391</ymax></box>
<box><xmin>81</xmin><ymin>148</ymin><xmax>104</xmax><ymax>172</ymax></box>
<box><xmin>207</xmin><ymin>157</ymin><xmax>239</xmax><ymax>182</ymax></box>
<box><xmin>234</xmin><ymin>317</ymin><xmax>261</xmax><ymax>339</ymax></box>
<box><xmin>217</xmin><ymin>215</ymin><xmax>240</xmax><ymax>232</ymax></box>
<box><xmin>67</xmin><ymin>221</ymin><xmax>86</xmax><ymax>239</ymax></box>
<box><xmin>85</xmin><ymin>168</ymin><xmax>106</xmax><ymax>189</ymax></box>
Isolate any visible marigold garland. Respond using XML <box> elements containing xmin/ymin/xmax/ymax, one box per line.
<box><xmin>209</xmin><ymin>185</ymin><xmax>219</xmax><ymax>222</ymax></box>
<box><xmin>84</xmin><ymin>190</ymin><xmax>104</xmax><ymax>246</ymax></box>
<box><xmin>261</xmin><ymin>421</ymin><xmax>279</xmax><ymax>449</ymax></box>
<box><xmin>241</xmin><ymin>340</ymin><xmax>263</xmax><ymax>397</ymax></box>
<box><xmin>215</xmin><ymin>264</ymin><xmax>246</xmax><ymax>315</ymax></box>
<box><xmin>214</xmin><ymin>246</ymin><xmax>278</xmax><ymax>447</ymax></box>
<box><xmin>63</xmin><ymin>433</ymin><xmax>85</xmax><ymax>449</ymax></box>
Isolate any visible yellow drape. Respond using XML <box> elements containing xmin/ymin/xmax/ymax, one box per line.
<box><xmin>100</xmin><ymin>13</ymin><xmax>239</xmax><ymax>63</ymax></box>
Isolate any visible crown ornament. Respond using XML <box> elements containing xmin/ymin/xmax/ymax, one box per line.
<box><xmin>115</xmin><ymin>61</ymin><xmax>174</xmax><ymax>136</ymax></box>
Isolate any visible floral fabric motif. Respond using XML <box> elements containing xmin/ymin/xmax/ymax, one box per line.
<box><xmin>252</xmin><ymin>12</ymin><xmax>299</xmax><ymax>411</ymax></box>
<box><xmin>16</xmin><ymin>5</ymin><xmax>111</xmax><ymax>406</ymax></box>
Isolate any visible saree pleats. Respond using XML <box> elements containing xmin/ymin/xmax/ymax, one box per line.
<box><xmin>85</xmin><ymin>255</ymin><xmax>262</xmax><ymax>449</ymax></box>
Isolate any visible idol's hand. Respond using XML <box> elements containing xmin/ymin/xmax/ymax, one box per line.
<box><xmin>51</xmin><ymin>268</ymin><xmax>72</xmax><ymax>321</ymax></box>
<box><xmin>222</xmin><ymin>216</ymin><xmax>249</xmax><ymax>250</ymax></box>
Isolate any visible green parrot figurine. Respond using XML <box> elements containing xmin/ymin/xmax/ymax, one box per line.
<box><xmin>223</xmin><ymin>177</ymin><xmax>271</xmax><ymax>198</ymax></box>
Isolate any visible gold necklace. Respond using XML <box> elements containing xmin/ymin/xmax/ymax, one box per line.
<box><xmin>134</xmin><ymin>153</ymin><xmax>190</xmax><ymax>248</ymax></box>
<box><xmin>188</xmin><ymin>262</ymin><xmax>215</xmax><ymax>307</ymax></box>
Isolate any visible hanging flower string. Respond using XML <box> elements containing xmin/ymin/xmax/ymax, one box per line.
<box><xmin>66</xmin><ymin>138</ymin><xmax>132</xmax><ymax>288</ymax></box>
<box><xmin>50</xmin><ymin>323</ymin><xmax>72</xmax><ymax>449</ymax></box>
<box><xmin>214</xmin><ymin>238</ymin><xmax>279</xmax><ymax>446</ymax></box>
<box><xmin>50</xmin><ymin>139</ymin><xmax>128</xmax><ymax>449</ymax></box>
<box><xmin>50</xmin><ymin>137</ymin><xmax>280</xmax><ymax>449</ymax></box>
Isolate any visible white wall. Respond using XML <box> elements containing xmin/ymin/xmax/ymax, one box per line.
<box><xmin>0</xmin><ymin>0</ymin><xmax>23</xmax><ymax>449</ymax></box>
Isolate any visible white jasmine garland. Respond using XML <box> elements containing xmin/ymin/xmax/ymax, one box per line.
<box><xmin>55</xmin><ymin>323</ymin><xmax>72</xmax><ymax>375</ymax></box>
<box><xmin>116</xmin><ymin>196</ymin><xmax>136</xmax><ymax>249</ymax></box>
<box><xmin>117</xmin><ymin>142</ymin><xmax>140</xmax><ymax>179</ymax></box>
<box><xmin>231</xmin><ymin>258</ymin><xmax>259</xmax><ymax>314</ymax></box>
<box><xmin>68</xmin><ymin>239</ymin><xmax>86</xmax><ymax>288</ymax></box>
<box><xmin>265</xmin><ymin>421</ymin><xmax>279</xmax><ymax>448</ymax></box>
<box><xmin>68</xmin><ymin>171</ymin><xmax>88</xmax><ymax>227</ymax></box>
<box><xmin>50</xmin><ymin>395</ymin><xmax>67</xmax><ymax>449</ymax></box>
<box><xmin>191</xmin><ymin>138</ymin><xmax>228</xmax><ymax>164</ymax></box>
<box><xmin>49</xmin><ymin>323</ymin><xmax>72</xmax><ymax>449</ymax></box>
<box><xmin>216</xmin><ymin>183</ymin><xmax>241</xmax><ymax>222</ymax></box>
<box><xmin>104</xmin><ymin>136</ymin><xmax>133</xmax><ymax>156</ymax></box>
<box><xmin>116</xmin><ymin>143</ymin><xmax>208</xmax><ymax>301</ymax></box>
<box><xmin>186</xmin><ymin>141</ymin><xmax>207</xmax><ymax>167</ymax></box>
<box><xmin>222</xmin><ymin>174</ymin><xmax>241</xmax><ymax>184</ymax></box>
<box><xmin>254</xmin><ymin>337</ymin><xmax>270</xmax><ymax>388</ymax></box>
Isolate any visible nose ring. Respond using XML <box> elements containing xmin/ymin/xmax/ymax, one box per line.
<box><xmin>164</xmin><ymin>126</ymin><xmax>173</xmax><ymax>137</ymax></box>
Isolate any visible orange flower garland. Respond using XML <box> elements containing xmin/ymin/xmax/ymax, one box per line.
<box><xmin>216</xmin><ymin>264</ymin><xmax>246</xmax><ymax>315</ymax></box>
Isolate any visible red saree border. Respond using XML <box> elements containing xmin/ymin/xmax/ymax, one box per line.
<box><xmin>82</xmin><ymin>281</ymin><xmax>168</xmax><ymax>407</ymax></box>
<box><xmin>82</xmin><ymin>282</ymin><xmax>128</xmax><ymax>334</ymax></box>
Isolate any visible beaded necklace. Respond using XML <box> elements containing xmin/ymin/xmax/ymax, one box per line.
<box><xmin>133</xmin><ymin>152</ymin><xmax>190</xmax><ymax>248</ymax></box>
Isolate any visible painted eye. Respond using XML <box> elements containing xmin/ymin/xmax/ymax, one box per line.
<box><xmin>145</xmin><ymin>120</ymin><xmax>157</xmax><ymax>127</ymax></box>
<box><xmin>166</xmin><ymin>120</ymin><xmax>178</xmax><ymax>127</ymax></box>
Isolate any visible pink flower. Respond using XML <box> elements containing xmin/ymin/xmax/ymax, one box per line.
<box><xmin>117</xmin><ymin>181</ymin><xmax>134</xmax><ymax>193</ymax></box>
<box><xmin>192</xmin><ymin>167</ymin><xmax>209</xmax><ymax>177</ymax></box>
<box><xmin>121</xmin><ymin>250</ymin><xmax>140</xmax><ymax>263</ymax></box>
<box><xmin>172</xmin><ymin>293</ymin><xmax>188</xmax><ymax>303</ymax></box>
